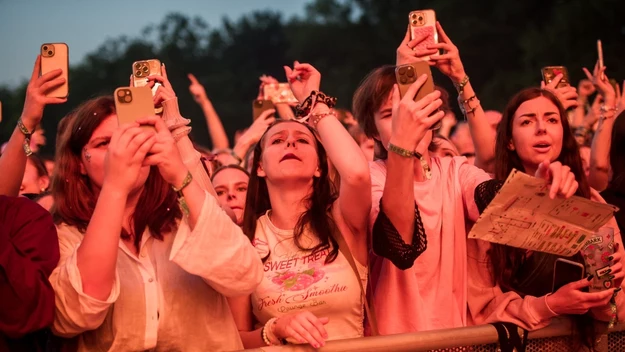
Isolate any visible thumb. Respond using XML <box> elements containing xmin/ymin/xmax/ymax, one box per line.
<box><xmin>318</xmin><ymin>317</ymin><xmax>330</xmax><ymax>325</ymax></box>
<box><xmin>535</xmin><ymin>159</ymin><xmax>551</xmax><ymax>180</ymax></box>
<box><xmin>540</xmin><ymin>80</ymin><xmax>546</xmax><ymax>89</ymax></box>
<box><xmin>284</xmin><ymin>66</ymin><xmax>294</xmax><ymax>81</ymax></box>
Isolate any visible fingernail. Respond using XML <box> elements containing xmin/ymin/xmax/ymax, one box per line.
<box><xmin>609</xmin><ymin>275</ymin><xmax>615</xmax><ymax>280</ymax></box>
<box><xmin>608</xmin><ymin>256</ymin><xmax>614</xmax><ymax>261</ymax></box>
<box><xmin>587</xmin><ymin>275</ymin><xmax>594</xmax><ymax>281</ymax></box>
<box><xmin>607</xmin><ymin>269</ymin><xmax>613</xmax><ymax>274</ymax></box>
<box><xmin>616</xmin><ymin>288</ymin><xmax>622</xmax><ymax>292</ymax></box>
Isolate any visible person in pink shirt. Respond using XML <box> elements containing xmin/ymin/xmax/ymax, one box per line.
<box><xmin>351</xmin><ymin>22</ymin><xmax>578</xmax><ymax>335</ymax></box>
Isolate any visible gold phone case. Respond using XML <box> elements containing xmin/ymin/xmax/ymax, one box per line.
<box><xmin>252</xmin><ymin>99</ymin><xmax>275</xmax><ymax>120</ymax></box>
<box><xmin>114</xmin><ymin>86</ymin><xmax>156</xmax><ymax>130</ymax></box>
<box><xmin>132</xmin><ymin>59</ymin><xmax>162</xmax><ymax>114</ymax></box>
<box><xmin>396</xmin><ymin>62</ymin><xmax>440</xmax><ymax>130</ymax></box>
<box><xmin>40</xmin><ymin>43</ymin><xmax>69</xmax><ymax>98</ymax></box>
<box><xmin>542</xmin><ymin>66</ymin><xmax>570</xmax><ymax>88</ymax></box>
<box><xmin>408</xmin><ymin>10</ymin><xmax>438</xmax><ymax>60</ymax></box>
<box><xmin>263</xmin><ymin>83</ymin><xmax>298</xmax><ymax>104</ymax></box>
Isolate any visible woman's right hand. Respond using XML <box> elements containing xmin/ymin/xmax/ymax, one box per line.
<box><xmin>389</xmin><ymin>75</ymin><xmax>445</xmax><ymax>151</ymax></box>
<box><xmin>273</xmin><ymin>311</ymin><xmax>329</xmax><ymax>348</ymax></box>
<box><xmin>541</xmin><ymin>74</ymin><xmax>579</xmax><ymax>110</ymax></box>
<box><xmin>546</xmin><ymin>278</ymin><xmax>616</xmax><ymax>315</ymax></box>
<box><xmin>20</xmin><ymin>55</ymin><xmax>67</xmax><ymax>131</ymax></box>
<box><xmin>103</xmin><ymin>123</ymin><xmax>156</xmax><ymax>194</ymax></box>
<box><xmin>187</xmin><ymin>73</ymin><xmax>209</xmax><ymax>104</ymax></box>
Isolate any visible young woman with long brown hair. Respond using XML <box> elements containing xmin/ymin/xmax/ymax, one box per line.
<box><xmin>48</xmin><ymin>92</ymin><xmax>263</xmax><ymax>350</ymax></box>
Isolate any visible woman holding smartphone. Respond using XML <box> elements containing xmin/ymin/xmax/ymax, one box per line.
<box><xmin>467</xmin><ymin>87</ymin><xmax>625</xmax><ymax>350</ymax></box>
<box><xmin>49</xmin><ymin>93</ymin><xmax>263</xmax><ymax>351</ymax></box>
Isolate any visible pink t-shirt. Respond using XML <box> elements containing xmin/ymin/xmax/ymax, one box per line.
<box><xmin>251</xmin><ymin>213</ymin><xmax>366</xmax><ymax>340</ymax></box>
<box><xmin>369</xmin><ymin>156</ymin><xmax>490</xmax><ymax>334</ymax></box>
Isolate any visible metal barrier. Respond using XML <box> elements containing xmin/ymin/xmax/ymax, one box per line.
<box><xmin>242</xmin><ymin>319</ymin><xmax>625</xmax><ymax>352</ymax></box>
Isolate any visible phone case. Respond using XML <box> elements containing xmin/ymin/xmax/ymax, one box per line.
<box><xmin>395</xmin><ymin>62</ymin><xmax>441</xmax><ymax>130</ymax></box>
<box><xmin>252</xmin><ymin>99</ymin><xmax>275</xmax><ymax>120</ymax></box>
<box><xmin>409</xmin><ymin>10</ymin><xmax>438</xmax><ymax>61</ymax></box>
<box><xmin>542</xmin><ymin>66</ymin><xmax>570</xmax><ymax>88</ymax></box>
<box><xmin>40</xmin><ymin>43</ymin><xmax>69</xmax><ymax>98</ymax></box>
<box><xmin>263</xmin><ymin>83</ymin><xmax>298</xmax><ymax>104</ymax></box>
<box><xmin>0</xmin><ymin>101</ymin><xmax>3</xmax><ymax>123</ymax></box>
<box><xmin>114</xmin><ymin>86</ymin><xmax>156</xmax><ymax>130</ymax></box>
<box><xmin>132</xmin><ymin>59</ymin><xmax>162</xmax><ymax>114</ymax></box>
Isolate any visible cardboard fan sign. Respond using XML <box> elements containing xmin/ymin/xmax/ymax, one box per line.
<box><xmin>468</xmin><ymin>170</ymin><xmax>619</xmax><ymax>256</ymax></box>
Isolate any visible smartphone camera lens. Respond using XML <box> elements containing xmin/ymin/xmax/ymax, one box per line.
<box><xmin>142</xmin><ymin>66</ymin><xmax>149</xmax><ymax>73</ymax></box>
<box><xmin>418</xmin><ymin>16</ymin><xmax>423</xmax><ymax>22</ymax></box>
<box><xmin>398</xmin><ymin>67</ymin><xmax>407</xmax><ymax>75</ymax></box>
<box><xmin>48</xmin><ymin>51</ymin><xmax>53</xmax><ymax>56</ymax></box>
<box><xmin>117</xmin><ymin>90</ymin><xmax>126</xmax><ymax>97</ymax></box>
<box><xmin>43</xmin><ymin>46</ymin><xmax>48</xmax><ymax>51</ymax></box>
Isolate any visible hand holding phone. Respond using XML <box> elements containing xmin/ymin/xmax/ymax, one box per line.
<box><xmin>40</xmin><ymin>43</ymin><xmax>69</xmax><ymax>98</ymax></box>
<box><xmin>408</xmin><ymin>10</ymin><xmax>438</xmax><ymax>61</ymax></box>
<box><xmin>263</xmin><ymin>83</ymin><xmax>298</xmax><ymax>104</ymax></box>
<box><xmin>132</xmin><ymin>59</ymin><xmax>163</xmax><ymax>113</ymax></box>
<box><xmin>597</xmin><ymin>40</ymin><xmax>604</xmax><ymax>80</ymax></box>
<box><xmin>542</xmin><ymin>66</ymin><xmax>570</xmax><ymax>88</ymax></box>
<box><xmin>252</xmin><ymin>99</ymin><xmax>275</xmax><ymax>120</ymax></box>
<box><xmin>395</xmin><ymin>62</ymin><xmax>441</xmax><ymax>130</ymax></box>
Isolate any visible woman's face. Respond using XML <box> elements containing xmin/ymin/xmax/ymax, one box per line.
<box><xmin>20</xmin><ymin>159</ymin><xmax>49</xmax><ymax>195</ymax></box>
<box><xmin>212</xmin><ymin>168</ymin><xmax>249</xmax><ymax>225</ymax></box>
<box><xmin>258</xmin><ymin>122</ymin><xmax>320</xmax><ymax>183</ymax></box>
<box><xmin>373</xmin><ymin>92</ymin><xmax>433</xmax><ymax>156</ymax></box>
<box><xmin>509</xmin><ymin>96</ymin><xmax>563</xmax><ymax>175</ymax></box>
<box><xmin>80</xmin><ymin>114</ymin><xmax>150</xmax><ymax>192</ymax></box>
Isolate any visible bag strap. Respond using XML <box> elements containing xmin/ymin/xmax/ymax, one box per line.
<box><xmin>332</xmin><ymin>225</ymin><xmax>380</xmax><ymax>336</ymax></box>
<box><xmin>490</xmin><ymin>322</ymin><xmax>528</xmax><ymax>352</ymax></box>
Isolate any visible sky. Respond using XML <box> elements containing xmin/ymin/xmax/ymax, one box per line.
<box><xmin>0</xmin><ymin>0</ymin><xmax>307</xmax><ymax>87</ymax></box>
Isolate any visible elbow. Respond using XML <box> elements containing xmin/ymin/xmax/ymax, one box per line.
<box><xmin>342</xmin><ymin>166</ymin><xmax>371</xmax><ymax>188</ymax></box>
<box><xmin>221</xmin><ymin>256</ymin><xmax>264</xmax><ymax>297</ymax></box>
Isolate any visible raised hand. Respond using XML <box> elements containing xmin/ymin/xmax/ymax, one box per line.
<box><xmin>146</xmin><ymin>64</ymin><xmax>177</xmax><ymax>107</ymax></box>
<box><xmin>396</xmin><ymin>26</ymin><xmax>438</xmax><ymax>66</ymax></box>
<box><xmin>104</xmin><ymin>123</ymin><xmax>156</xmax><ymax>194</ymax></box>
<box><xmin>583</xmin><ymin>62</ymin><xmax>616</xmax><ymax>102</ymax></box>
<box><xmin>427</xmin><ymin>22</ymin><xmax>467</xmax><ymax>83</ymax></box>
<box><xmin>389</xmin><ymin>75</ymin><xmax>445</xmax><ymax>151</ymax></box>
<box><xmin>257</xmin><ymin>74</ymin><xmax>279</xmax><ymax>100</ymax></box>
<box><xmin>188</xmin><ymin>73</ymin><xmax>208</xmax><ymax>104</ymax></box>
<box><xmin>20</xmin><ymin>56</ymin><xmax>67</xmax><ymax>131</ymax></box>
<box><xmin>578</xmin><ymin>79</ymin><xmax>596</xmax><ymax>100</ymax></box>
<box><xmin>137</xmin><ymin>116</ymin><xmax>188</xmax><ymax>187</ymax></box>
<box><xmin>283</xmin><ymin>61</ymin><xmax>321</xmax><ymax>103</ymax></box>
<box><xmin>534</xmin><ymin>160</ymin><xmax>579</xmax><ymax>199</ymax></box>
<box><xmin>541</xmin><ymin>74</ymin><xmax>579</xmax><ymax>110</ymax></box>
<box><xmin>273</xmin><ymin>311</ymin><xmax>329</xmax><ymax>348</ymax></box>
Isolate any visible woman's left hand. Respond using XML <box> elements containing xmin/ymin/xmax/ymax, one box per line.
<box><xmin>534</xmin><ymin>160</ymin><xmax>579</xmax><ymax>199</ymax></box>
<box><xmin>283</xmin><ymin>61</ymin><xmax>321</xmax><ymax>103</ymax></box>
<box><xmin>146</xmin><ymin>64</ymin><xmax>177</xmax><ymax>107</ymax></box>
<box><xmin>427</xmin><ymin>22</ymin><xmax>467</xmax><ymax>83</ymax></box>
<box><xmin>137</xmin><ymin>116</ymin><xmax>188</xmax><ymax>187</ymax></box>
<box><xmin>583</xmin><ymin>62</ymin><xmax>616</xmax><ymax>103</ymax></box>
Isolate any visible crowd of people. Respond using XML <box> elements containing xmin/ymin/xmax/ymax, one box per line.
<box><xmin>1</xmin><ymin>20</ymin><xmax>625</xmax><ymax>352</ymax></box>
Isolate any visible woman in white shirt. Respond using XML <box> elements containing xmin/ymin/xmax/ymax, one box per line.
<box><xmin>49</xmin><ymin>92</ymin><xmax>263</xmax><ymax>351</ymax></box>
<box><xmin>229</xmin><ymin>63</ymin><xmax>371</xmax><ymax>348</ymax></box>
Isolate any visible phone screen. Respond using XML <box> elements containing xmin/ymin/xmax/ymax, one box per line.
<box><xmin>552</xmin><ymin>260</ymin><xmax>585</xmax><ymax>292</ymax></box>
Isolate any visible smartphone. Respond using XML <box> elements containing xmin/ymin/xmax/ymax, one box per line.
<box><xmin>252</xmin><ymin>99</ymin><xmax>275</xmax><ymax>121</ymax></box>
<box><xmin>597</xmin><ymin>40</ymin><xmax>604</xmax><ymax>80</ymax></box>
<box><xmin>552</xmin><ymin>258</ymin><xmax>585</xmax><ymax>293</ymax></box>
<box><xmin>263</xmin><ymin>83</ymin><xmax>298</xmax><ymax>104</ymax></box>
<box><xmin>0</xmin><ymin>101</ymin><xmax>2</xmax><ymax>123</ymax></box>
<box><xmin>542</xmin><ymin>66</ymin><xmax>570</xmax><ymax>88</ymax></box>
<box><xmin>40</xmin><ymin>43</ymin><xmax>69</xmax><ymax>98</ymax></box>
<box><xmin>395</xmin><ymin>62</ymin><xmax>440</xmax><ymax>130</ymax></box>
<box><xmin>132</xmin><ymin>59</ymin><xmax>162</xmax><ymax>113</ymax></box>
<box><xmin>408</xmin><ymin>10</ymin><xmax>438</xmax><ymax>61</ymax></box>
<box><xmin>114</xmin><ymin>86</ymin><xmax>155</xmax><ymax>130</ymax></box>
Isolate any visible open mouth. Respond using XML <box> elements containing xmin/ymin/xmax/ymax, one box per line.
<box><xmin>533</xmin><ymin>142</ymin><xmax>551</xmax><ymax>153</ymax></box>
<box><xmin>280</xmin><ymin>153</ymin><xmax>301</xmax><ymax>162</ymax></box>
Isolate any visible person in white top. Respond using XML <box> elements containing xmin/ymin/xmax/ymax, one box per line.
<box><xmin>229</xmin><ymin>62</ymin><xmax>372</xmax><ymax>349</ymax></box>
<box><xmin>49</xmin><ymin>87</ymin><xmax>263</xmax><ymax>350</ymax></box>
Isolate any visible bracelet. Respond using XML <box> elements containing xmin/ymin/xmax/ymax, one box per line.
<box><xmin>309</xmin><ymin>110</ymin><xmax>336</xmax><ymax>129</ymax></box>
<box><xmin>458</xmin><ymin>95</ymin><xmax>481</xmax><ymax>118</ymax></box>
<box><xmin>295</xmin><ymin>90</ymin><xmax>337</xmax><ymax>118</ymax></box>
<box><xmin>453</xmin><ymin>75</ymin><xmax>470</xmax><ymax>94</ymax></box>
<box><xmin>17</xmin><ymin>118</ymin><xmax>33</xmax><ymax>157</ymax></box>
<box><xmin>262</xmin><ymin>318</ymin><xmax>286</xmax><ymax>346</ymax></box>
<box><xmin>172</xmin><ymin>171</ymin><xmax>193</xmax><ymax>216</ymax></box>
<box><xmin>387</xmin><ymin>143</ymin><xmax>421</xmax><ymax>159</ymax></box>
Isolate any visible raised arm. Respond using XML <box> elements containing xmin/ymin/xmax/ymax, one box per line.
<box><xmin>285</xmin><ymin>62</ymin><xmax>371</xmax><ymax>264</ymax></box>
<box><xmin>0</xmin><ymin>56</ymin><xmax>66</xmax><ymax>196</ymax></box>
<box><xmin>584</xmin><ymin>63</ymin><xmax>618</xmax><ymax>191</ymax></box>
<box><xmin>188</xmin><ymin>73</ymin><xmax>230</xmax><ymax>149</ymax></box>
<box><xmin>427</xmin><ymin>22</ymin><xmax>491</xmax><ymax>171</ymax></box>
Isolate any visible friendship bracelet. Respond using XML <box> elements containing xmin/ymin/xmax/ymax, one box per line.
<box><xmin>16</xmin><ymin>118</ymin><xmax>33</xmax><ymax>157</ymax></box>
<box><xmin>295</xmin><ymin>90</ymin><xmax>337</xmax><ymax>118</ymax></box>
<box><xmin>172</xmin><ymin>171</ymin><xmax>193</xmax><ymax>217</ymax></box>
<box><xmin>453</xmin><ymin>75</ymin><xmax>470</xmax><ymax>95</ymax></box>
<box><xmin>309</xmin><ymin>110</ymin><xmax>337</xmax><ymax>129</ymax></box>
<box><xmin>387</xmin><ymin>143</ymin><xmax>419</xmax><ymax>158</ymax></box>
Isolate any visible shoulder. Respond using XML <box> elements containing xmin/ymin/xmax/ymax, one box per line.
<box><xmin>0</xmin><ymin>195</ymin><xmax>53</xmax><ymax>227</ymax></box>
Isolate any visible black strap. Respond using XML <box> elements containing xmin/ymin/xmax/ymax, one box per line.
<box><xmin>490</xmin><ymin>322</ymin><xmax>528</xmax><ymax>352</ymax></box>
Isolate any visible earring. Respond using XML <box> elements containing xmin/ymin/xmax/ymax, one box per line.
<box><xmin>40</xmin><ymin>187</ymin><xmax>46</xmax><ymax>192</ymax></box>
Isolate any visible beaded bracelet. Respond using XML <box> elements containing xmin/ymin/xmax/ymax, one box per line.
<box><xmin>453</xmin><ymin>75</ymin><xmax>470</xmax><ymax>95</ymax></box>
<box><xmin>309</xmin><ymin>110</ymin><xmax>337</xmax><ymax>129</ymax></box>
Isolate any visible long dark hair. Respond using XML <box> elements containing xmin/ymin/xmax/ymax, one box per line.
<box><xmin>492</xmin><ymin>87</ymin><xmax>595</xmax><ymax>350</ymax></box>
<box><xmin>242</xmin><ymin>120</ymin><xmax>339</xmax><ymax>263</ymax></box>
<box><xmin>52</xmin><ymin>96</ymin><xmax>182</xmax><ymax>252</ymax></box>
